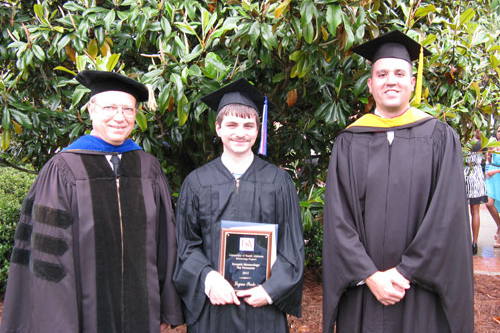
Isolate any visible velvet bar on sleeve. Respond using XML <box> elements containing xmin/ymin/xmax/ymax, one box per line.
<box><xmin>1</xmin><ymin>149</ymin><xmax>183</xmax><ymax>333</ymax></box>
<box><xmin>323</xmin><ymin>109</ymin><xmax>474</xmax><ymax>333</ymax></box>
<box><xmin>173</xmin><ymin>156</ymin><xmax>304</xmax><ymax>333</ymax></box>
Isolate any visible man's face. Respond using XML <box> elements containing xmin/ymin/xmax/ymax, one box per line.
<box><xmin>367</xmin><ymin>57</ymin><xmax>416</xmax><ymax>117</ymax></box>
<box><xmin>216</xmin><ymin>113</ymin><xmax>259</xmax><ymax>157</ymax></box>
<box><xmin>88</xmin><ymin>91</ymin><xmax>137</xmax><ymax>146</ymax></box>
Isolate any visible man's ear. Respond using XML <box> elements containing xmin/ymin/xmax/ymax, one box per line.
<box><xmin>87</xmin><ymin>101</ymin><xmax>95</xmax><ymax>120</ymax></box>
<box><xmin>215</xmin><ymin>122</ymin><xmax>221</xmax><ymax>137</ymax></box>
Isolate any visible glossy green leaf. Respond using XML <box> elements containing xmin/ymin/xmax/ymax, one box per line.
<box><xmin>2</xmin><ymin>107</ymin><xmax>10</xmax><ymax>130</ymax></box>
<box><xmin>201</xmin><ymin>8</ymin><xmax>210</xmax><ymax>38</ymax></box>
<box><xmin>68</xmin><ymin>123</ymin><xmax>84</xmax><ymax>140</ymax></box>
<box><xmin>300</xmin><ymin>1</ymin><xmax>315</xmax><ymax>24</ymax></box>
<box><xmin>471</xmin><ymin>31</ymin><xmax>489</xmax><ymax>46</ymax></box>
<box><xmin>343</xmin><ymin>19</ymin><xmax>354</xmax><ymax>51</ymax></box>
<box><xmin>326</xmin><ymin>5</ymin><xmax>342</xmax><ymax>37</ymax></box>
<box><xmin>72</xmin><ymin>86</ymin><xmax>90</xmax><ymax>107</ymax></box>
<box><xmin>170</xmin><ymin>72</ymin><xmax>184</xmax><ymax>100</ymax></box>
<box><xmin>491</xmin><ymin>54</ymin><xmax>500</xmax><ymax>68</ymax></box>
<box><xmin>158</xmin><ymin>84</ymin><xmax>171</xmax><ymax>114</ymax></box>
<box><xmin>104</xmin><ymin>9</ymin><xmax>116</xmax><ymax>31</ymax></box>
<box><xmin>174</xmin><ymin>22</ymin><xmax>197</xmax><ymax>35</ymax></box>
<box><xmin>161</xmin><ymin>17</ymin><xmax>172</xmax><ymax>36</ymax></box>
<box><xmin>1</xmin><ymin>129</ymin><xmax>10</xmax><ymax>151</ymax></box>
<box><xmin>249</xmin><ymin>21</ymin><xmax>260</xmax><ymax>46</ymax></box>
<box><xmin>203</xmin><ymin>52</ymin><xmax>227</xmax><ymax>79</ymax></box>
<box><xmin>32</xmin><ymin>45</ymin><xmax>45</xmax><ymax>62</ymax></box>
<box><xmin>275</xmin><ymin>0</ymin><xmax>292</xmax><ymax>18</ymax></box>
<box><xmin>415</xmin><ymin>5</ymin><xmax>437</xmax><ymax>17</ymax></box>
<box><xmin>302</xmin><ymin>21</ymin><xmax>314</xmax><ymax>44</ymax></box>
<box><xmin>260</xmin><ymin>24</ymin><xmax>278</xmax><ymax>50</ymax></box>
<box><xmin>34</xmin><ymin>4</ymin><xmax>44</xmax><ymax>19</ymax></box>
<box><xmin>88</xmin><ymin>39</ymin><xmax>98</xmax><ymax>59</ymax></box>
<box><xmin>54</xmin><ymin>66</ymin><xmax>77</xmax><ymax>76</ymax></box>
<box><xmin>8</xmin><ymin>41</ymin><xmax>26</xmax><ymax>49</ymax></box>
<box><xmin>177</xmin><ymin>94</ymin><xmax>189</xmax><ymax>126</ymax></box>
<box><xmin>459</xmin><ymin>8</ymin><xmax>475</xmax><ymax>28</ymax></box>
<box><xmin>181</xmin><ymin>44</ymin><xmax>202</xmax><ymax>63</ymax></box>
<box><xmin>106</xmin><ymin>54</ymin><xmax>120</xmax><ymax>71</ymax></box>
<box><xmin>290</xmin><ymin>50</ymin><xmax>303</xmax><ymax>62</ymax></box>
<box><xmin>10</xmin><ymin>110</ymin><xmax>32</xmax><ymax>129</ymax></box>
<box><xmin>135</xmin><ymin>109</ymin><xmax>148</xmax><ymax>132</ymax></box>
<box><xmin>136</xmin><ymin>14</ymin><xmax>147</xmax><ymax>33</ymax></box>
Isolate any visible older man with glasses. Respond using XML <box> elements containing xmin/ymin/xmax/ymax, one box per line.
<box><xmin>1</xmin><ymin>70</ymin><xmax>184</xmax><ymax>333</ymax></box>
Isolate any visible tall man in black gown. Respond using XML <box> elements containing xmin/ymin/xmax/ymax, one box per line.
<box><xmin>173</xmin><ymin>78</ymin><xmax>304</xmax><ymax>332</ymax></box>
<box><xmin>1</xmin><ymin>71</ymin><xmax>183</xmax><ymax>333</ymax></box>
<box><xmin>322</xmin><ymin>31</ymin><xmax>474</xmax><ymax>332</ymax></box>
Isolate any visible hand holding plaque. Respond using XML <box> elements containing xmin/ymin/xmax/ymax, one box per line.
<box><xmin>219</xmin><ymin>221</ymin><xmax>277</xmax><ymax>290</ymax></box>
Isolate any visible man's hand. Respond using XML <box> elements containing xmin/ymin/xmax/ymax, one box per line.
<box><xmin>236</xmin><ymin>285</ymin><xmax>270</xmax><ymax>307</ymax></box>
<box><xmin>365</xmin><ymin>268</ymin><xmax>410</xmax><ymax>306</ymax></box>
<box><xmin>207</xmin><ymin>272</ymin><xmax>240</xmax><ymax>306</ymax></box>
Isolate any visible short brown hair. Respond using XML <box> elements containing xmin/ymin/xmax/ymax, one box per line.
<box><xmin>215</xmin><ymin>103</ymin><xmax>260</xmax><ymax>127</ymax></box>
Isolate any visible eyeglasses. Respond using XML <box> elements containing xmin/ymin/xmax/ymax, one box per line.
<box><xmin>94</xmin><ymin>103</ymin><xmax>137</xmax><ymax>118</ymax></box>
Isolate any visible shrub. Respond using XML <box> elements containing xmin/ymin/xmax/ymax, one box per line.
<box><xmin>300</xmin><ymin>185</ymin><xmax>325</xmax><ymax>269</ymax></box>
<box><xmin>0</xmin><ymin>167</ymin><xmax>36</xmax><ymax>292</ymax></box>
<box><xmin>304</xmin><ymin>221</ymin><xmax>323</xmax><ymax>270</ymax></box>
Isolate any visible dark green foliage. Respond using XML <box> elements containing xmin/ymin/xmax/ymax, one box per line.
<box><xmin>304</xmin><ymin>221</ymin><xmax>323</xmax><ymax>269</ymax></box>
<box><xmin>1</xmin><ymin>0</ymin><xmax>500</xmax><ymax>269</ymax></box>
<box><xmin>0</xmin><ymin>167</ymin><xmax>36</xmax><ymax>292</ymax></box>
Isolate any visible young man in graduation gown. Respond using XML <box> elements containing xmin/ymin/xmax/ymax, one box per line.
<box><xmin>322</xmin><ymin>31</ymin><xmax>474</xmax><ymax>333</ymax></box>
<box><xmin>173</xmin><ymin>78</ymin><xmax>304</xmax><ymax>333</ymax></box>
<box><xmin>1</xmin><ymin>70</ymin><xmax>184</xmax><ymax>333</ymax></box>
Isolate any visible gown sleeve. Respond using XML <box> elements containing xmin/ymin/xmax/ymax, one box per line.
<box><xmin>260</xmin><ymin>170</ymin><xmax>305</xmax><ymax>317</ymax></box>
<box><xmin>154</xmin><ymin>166</ymin><xmax>184</xmax><ymax>326</ymax></box>
<box><xmin>1</xmin><ymin>156</ymin><xmax>80</xmax><ymax>333</ymax></box>
<box><xmin>322</xmin><ymin>133</ymin><xmax>380</xmax><ymax>332</ymax></box>
<box><xmin>396</xmin><ymin>123</ymin><xmax>474</xmax><ymax>332</ymax></box>
<box><xmin>172</xmin><ymin>176</ymin><xmax>213</xmax><ymax>325</ymax></box>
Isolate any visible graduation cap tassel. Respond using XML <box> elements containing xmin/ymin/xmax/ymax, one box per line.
<box><xmin>258</xmin><ymin>96</ymin><xmax>268</xmax><ymax>156</ymax></box>
<box><xmin>414</xmin><ymin>45</ymin><xmax>424</xmax><ymax>105</ymax></box>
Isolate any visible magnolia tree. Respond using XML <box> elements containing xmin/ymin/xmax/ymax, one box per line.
<box><xmin>1</xmin><ymin>0</ymin><xmax>500</xmax><ymax>241</ymax></box>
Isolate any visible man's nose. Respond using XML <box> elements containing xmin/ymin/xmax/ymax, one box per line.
<box><xmin>233</xmin><ymin>125</ymin><xmax>245</xmax><ymax>136</ymax></box>
<box><xmin>386</xmin><ymin>73</ymin><xmax>397</xmax><ymax>84</ymax></box>
<box><xmin>112</xmin><ymin>108</ymin><xmax>126</xmax><ymax>121</ymax></box>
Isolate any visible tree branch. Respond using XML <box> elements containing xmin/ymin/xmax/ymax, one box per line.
<box><xmin>0</xmin><ymin>158</ymin><xmax>37</xmax><ymax>175</ymax></box>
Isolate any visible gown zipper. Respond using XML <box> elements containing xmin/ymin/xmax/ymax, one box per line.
<box><xmin>115</xmin><ymin>176</ymin><xmax>125</xmax><ymax>329</ymax></box>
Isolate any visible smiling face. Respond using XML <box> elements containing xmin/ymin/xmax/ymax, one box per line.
<box><xmin>215</xmin><ymin>105</ymin><xmax>259</xmax><ymax>159</ymax></box>
<box><xmin>88</xmin><ymin>90</ymin><xmax>137</xmax><ymax>146</ymax></box>
<box><xmin>367</xmin><ymin>57</ymin><xmax>416</xmax><ymax>118</ymax></box>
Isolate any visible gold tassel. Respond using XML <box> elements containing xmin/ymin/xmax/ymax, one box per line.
<box><xmin>414</xmin><ymin>45</ymin><xmax>424</xmax><ymax>105</ymax></box>
<box><xmin>146</xmin><ymin>84</ymin><xmax>157</xmax><ymax>111</ymax></box>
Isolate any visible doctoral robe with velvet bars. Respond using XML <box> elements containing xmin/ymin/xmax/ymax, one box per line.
<box><xmin>323</xmin><ymin>110</ymin><xmax>474</xmax><ymax>333</ymax></box>
<box><xmin>173</xmin><ymin>156</ymin><xmax>304</xmax><ymax>333</ymax></box>
<box><xmin>1</xmin><ymin>149</ymin><xmax>183</xmax><ymax>333</ymax></box>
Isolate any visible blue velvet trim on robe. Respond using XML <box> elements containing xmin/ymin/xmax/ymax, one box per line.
<box><xmin>61</xmin><ymin>135</ymin><xmax>142</xmax><ymax>153</ymax></box>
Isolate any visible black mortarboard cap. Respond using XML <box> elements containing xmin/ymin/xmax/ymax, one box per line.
<box><xmin>200</xmin><ymin>78</ymin><xmax>266</xmax><ymax>115</ymax></box>
<box><xmin>75</xmin><ymin>70</ymin><xmax>148</xmax><ymax>102</ymax></box>
<box><xmin>351</xmin><ymin>30</ymin><xmax>431</xmax><ymax>63</ymax></box>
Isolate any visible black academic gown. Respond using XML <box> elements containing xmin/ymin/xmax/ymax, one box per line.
<box><xmin>173</xmin><ymin>156</ymin><xmax>304</xmax><ymax>333</ymax></box>
<box><xmin>1</xmin><ymin>149</ymin><xmax>183</xmax><ymax>333</ymax></box>
<box><xmin>323</xmin><ymin>110</ymin><xmax>474</xmax><ymax>333</ymax></box>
